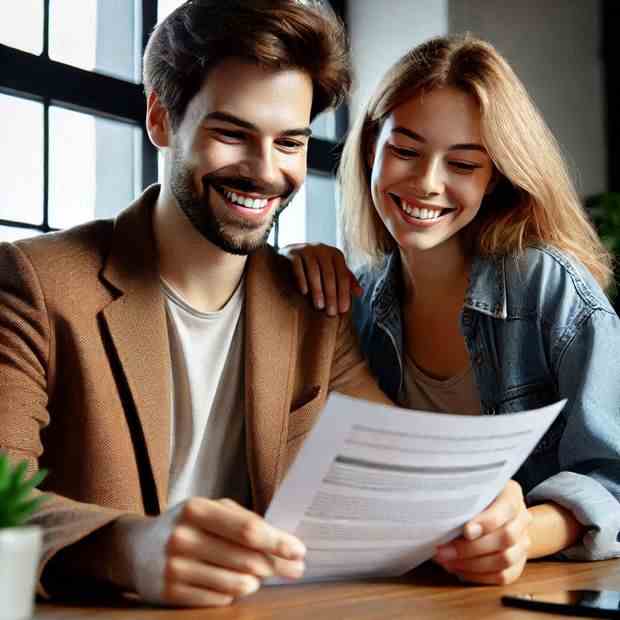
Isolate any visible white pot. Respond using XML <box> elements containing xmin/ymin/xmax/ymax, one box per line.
<box><xmin>0</xmin><ymin>526</ymin><xmax>42</xmax><ymax>620</ymax></box>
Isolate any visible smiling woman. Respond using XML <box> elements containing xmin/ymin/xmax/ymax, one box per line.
<box><xmin>283</xmin><ymin>33</ymin><xmax>620</xmax><ymax>587</ymax></box>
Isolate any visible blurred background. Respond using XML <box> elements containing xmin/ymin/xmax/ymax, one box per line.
<box><xmin>0</xmin><ymin>0</ymin><xmax>617</xmax><ymax>269</ymax></box>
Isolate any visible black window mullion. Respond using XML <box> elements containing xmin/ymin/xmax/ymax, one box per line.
<box><xmin>142</xmin><ymin>0</ymin><xmax>159</xmax><ymax>188</ymax></box>
<box><xmin>42</xmin><ymin>101</ymin><xmax>50</xmax><ymax>231</ymax></box>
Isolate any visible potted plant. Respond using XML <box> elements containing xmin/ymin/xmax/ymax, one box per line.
<box><xmin>0</xmin><ymin>455</ymin><xmax>47</xmax><ymax>620</ymax></box>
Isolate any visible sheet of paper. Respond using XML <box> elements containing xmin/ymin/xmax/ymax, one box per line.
<box><xmin>265</xmin><ymin>394</ymin><xmax>566</xmax><ymax>584</ymax></box>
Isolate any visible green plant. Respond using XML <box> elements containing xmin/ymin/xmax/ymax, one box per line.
<box><xmin>587</xmin><ymin>192</ymin><xmax>620</xmax><ymax>304</ymax></box>
<box><xmin>0</xmin><ymin>454</ymin><xmax>47</xmax><ymax>528</ymax></box>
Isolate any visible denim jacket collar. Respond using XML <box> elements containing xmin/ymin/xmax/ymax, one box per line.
<box><xmin>369</xmin><ymin>252</ymin><xmax>508</xmax><ymax>322</ymax></box>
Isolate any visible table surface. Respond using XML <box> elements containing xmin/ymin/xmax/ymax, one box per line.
<box><xmin>35</xmin><ymin>559</ymin><xmax>620</xmax><ymax>620</ymax></box>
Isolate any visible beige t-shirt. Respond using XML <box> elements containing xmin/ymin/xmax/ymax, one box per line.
<box><xmin>163</xmin><ymin>278</ymin><xmax>250</xmax><ymax>508</ymax></box>
<box><xmin>400</xmin><ymin>354</ymin><xmax>481</xmax><ymax>415</ymax></box>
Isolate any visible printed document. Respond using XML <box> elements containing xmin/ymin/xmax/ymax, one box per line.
<box><xmin>265</xmin><ymin>394</ymin><xmax>565</xmax><ymax>583</ymax></box>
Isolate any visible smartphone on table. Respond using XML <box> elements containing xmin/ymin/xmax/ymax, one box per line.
<box><xmin>501</xmin><ymin>590</ymin><xmax>620</xmax><ymax>618</ymax></box>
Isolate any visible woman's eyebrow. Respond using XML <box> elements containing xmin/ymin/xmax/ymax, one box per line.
<box><xmin>392</xmin><ymin>127</ymin><xmax>486</xmax><ymax>152</ymax></box>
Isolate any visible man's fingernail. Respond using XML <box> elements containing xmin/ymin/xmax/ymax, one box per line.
<box><xmin>291</xmin><ymin>561</ymin><xmax>305</xmax><ymax>577</ymax></box>
<box><xmin>436</xmin><ymin>546</ymin><xmax>457</xmax><ymax>561</ymax></box>
<box><xmin>327</xmin><ymin>305</ymin><xmax>336</xmax><ymax>316</ymax></box>
<box><xmin>316</xmin><ymin>297</ymin><xmax>325</xmax><ymax>309</ymax></box>
<box><xmin>288</xmin><ymin>540</ymin><xmax>306</xmax><ymax>558</ymax></box>
<box><xmin>465</xmin><ymin>523</ymin><xmax>483</xmax><ymax>540</ymax></box>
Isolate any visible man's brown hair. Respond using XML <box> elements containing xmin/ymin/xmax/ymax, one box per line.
<box><xmin>143</xmin><ymin>0</ymin><xmax>351</xmax><ymax>131</ymax></box>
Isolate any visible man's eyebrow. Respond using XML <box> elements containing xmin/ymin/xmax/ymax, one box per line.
<box><xmin>203</xmin><ymin>111</ymin><xmax>312</xmax><ymax>137</ymax></box>
<box><xmin>392</xmin><ymin>126</ymin><xmax>486</xmax><ymax>152</ymax></box>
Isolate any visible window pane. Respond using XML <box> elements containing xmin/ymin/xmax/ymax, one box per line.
<box><xmin>0</xmin><ymin>0</ymin><xmax>44</xmax><ymax>55</ymax></box>
<box><xmin>49</xmin><ymin>0</ymin><xmax>142</xmax><ymax>83</ymax></box>
<box><xmin>49</xmin><ymin>107</ymin><xmax>142</xmax><ymax>229</ymax></box>
<box><xmin>0</xmin><ymin>226</ymin><xmax>42</xmax><ymax>243</ymax></box>
<box><xmin>311</xmin><ymin>110</ymin><xmax>337</xmax><ymax>141</ymax></box>
<box><xmin>306</xmin><ymin>174</ymin><xmax>337</xmax><ymax>245</ymax></box>
<box><xmin>277</xmin><ymin>185</ymin><xmax>307</xmax><ymax>247</ymax></box>
<box><xmin>158</xmin><ymin>0</ymin><xmax>185</xmax><ymax>22</ymax></box>
<box><xmin>0</xmin><ymin>94</ymin><xmax>44</xmax><ymax>225</ymax></box>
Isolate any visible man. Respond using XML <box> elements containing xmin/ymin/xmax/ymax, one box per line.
<box><xmin>0</xmin><ymin>0</ymin><xmax>390</xmax><ymax>608</ymax></box>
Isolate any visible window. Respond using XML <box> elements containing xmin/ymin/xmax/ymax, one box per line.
<box><xmin>0</xmin><ymin>0</ymin><xmax>348</xmax><ymax>247</ymax></box>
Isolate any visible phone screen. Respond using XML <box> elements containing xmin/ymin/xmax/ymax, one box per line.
<box><xmin>501</xmin><ymin>590</ymin><xmax>620</xmax><ymax>618</ymax></box>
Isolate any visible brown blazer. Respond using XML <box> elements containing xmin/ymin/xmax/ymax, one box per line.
<box><xmin>0</xmin><ymin>186</ymin><xmax>380</xmax><ymax>592</ymax></box>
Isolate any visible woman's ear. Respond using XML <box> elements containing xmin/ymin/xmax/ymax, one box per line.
<box><xmin>146</xmin><ymin>91</ymin><xmax>171</xmax><ymax>148</ymax></box>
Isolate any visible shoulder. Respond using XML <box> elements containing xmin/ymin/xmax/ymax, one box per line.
<box><xmin>0</xmin><ymin>219</ymin><xmax>115</xmax><ymax>304</ymax></box>
<box><xmin>8</xmin><ymin>218</ymin><xmax>113</xmax><ymax>274</ymax></box>
<box><xmin>503</xmin><ymin>246</ymin><xmax>615</xmax><ymax>316</ymax></box>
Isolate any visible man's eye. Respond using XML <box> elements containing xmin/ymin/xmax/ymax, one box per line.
<box><xmin>277</xmin><ymin>139</ymin><xmax>305</xmax><ymax>150</ymax></box>
<box><xmin>213</xmin><ymin>129</ymin><xmax>245</xmax><ymax>140</ymax></box>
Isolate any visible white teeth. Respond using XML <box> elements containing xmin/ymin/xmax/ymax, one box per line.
<box><xmin>401</xmin><ymin>200</ymin><xmax>443</xmax><ymax>220</ymax></box>
<box><xmin>224</xmin><ymin>191</ymin><xmax>269</xmax><ymax>210</ymax></box>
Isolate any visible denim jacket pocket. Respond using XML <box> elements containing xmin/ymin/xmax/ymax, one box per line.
<box><xmin>497</xmin><ymin>382</ymin><xmax>566</xmax><ymax>454</ymax></box>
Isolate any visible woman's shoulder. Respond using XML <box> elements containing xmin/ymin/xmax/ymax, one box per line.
<box><xmin>503</xmin><ymin>245</ymin><xmax>615</xmax><ymax>315</ymax></box>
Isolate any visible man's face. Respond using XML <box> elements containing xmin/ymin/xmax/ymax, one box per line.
<box><xmin>167</xmin><ymin>58</ymin><xmax>313</xmax><ymax>255</ymax></box>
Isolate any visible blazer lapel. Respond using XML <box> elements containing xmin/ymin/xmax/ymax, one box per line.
<box><xmin>100</xmin><ymin>186</ymin><xmax>171</xmax><ymax>514</ymax></box>
<box><xmin>244</xmin><ymin>248</ymin><xmax>297</xmax><ymax>514</ymax></box>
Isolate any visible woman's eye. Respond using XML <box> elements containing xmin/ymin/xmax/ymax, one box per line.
<box><xmin>449</xmin><ymin>161</ymin><xmax>480</xmax><ymax>173</ymax></box>
<box><xmin>389</xmin><ymin>145</ymin><xmax>419</xmax><ymax>158</ymax></box>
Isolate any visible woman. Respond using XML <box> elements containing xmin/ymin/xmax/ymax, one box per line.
<box><xmin>285</xmin><ymin>35</ymin><xmax>620</xmax><ymax>585</ymax></box>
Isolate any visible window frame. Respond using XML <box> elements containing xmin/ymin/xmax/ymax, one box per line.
<box><xmin>0</xmin><ymin>0</ymin><xmax>349</xmax><ymax>245</ymax></box>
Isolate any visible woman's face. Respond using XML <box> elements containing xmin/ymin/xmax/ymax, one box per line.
<box><xmin>370</xmin><ymin>86</ymin><xmax>495</xmax><ymax>257</ymax></box>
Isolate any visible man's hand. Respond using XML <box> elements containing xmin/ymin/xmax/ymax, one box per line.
<box><xmin>121</xmin><ymin>497</ymin><xmax>306</xmax><ymax>607</ymax></box>
<box><xmin>433</xmin><ymin>480</ymin><xmax>531</xmax><ymax>585</ymax></box>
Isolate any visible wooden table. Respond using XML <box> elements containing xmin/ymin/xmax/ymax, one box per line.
<box><xmin>35</xmin><ymin>559</ymin><xmax>620</xmax><ymax>619</ymax></box>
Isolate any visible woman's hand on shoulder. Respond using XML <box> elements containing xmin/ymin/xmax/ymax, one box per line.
<box><xmin>433</xmin><ymin>480</ymin><xmax>532</xmax><ymax>585</ymax></box>
<box><xmin>280</xmin><ymin>243</ymin><xmax>363</xmax><ymax>316</ymax></box>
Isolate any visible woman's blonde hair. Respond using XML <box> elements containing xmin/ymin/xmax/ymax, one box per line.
<box><xmin>340</xmin><ymin>34</ymin><xmax>613</xmax><ymax>289</ymax></box>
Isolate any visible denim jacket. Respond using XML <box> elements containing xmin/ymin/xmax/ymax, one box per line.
<box><xmin>353</xmin><ymin>246</ymin><xmax>620</xmax><ymax>560</ymax></box>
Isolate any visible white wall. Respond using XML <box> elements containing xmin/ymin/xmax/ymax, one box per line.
<box><xmin>348</xmin><ymin>0</ymin><xmax>607</xmax><ymax>198</ymax></box>
<box><xmin>349</xmin><ymin>0</ymin><xmax>448</xmax><ymax>117</ymax></box>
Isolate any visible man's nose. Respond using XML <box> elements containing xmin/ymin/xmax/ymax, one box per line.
<box><xmin>239</xmin><ymin>144</ymin><xmax>278</xmax><ymax>187</ymax></box>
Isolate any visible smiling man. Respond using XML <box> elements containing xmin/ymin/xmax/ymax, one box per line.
<box><xmin>0</xmin><ymin>0</ymin><xmax>390</xmax><ymax>609</ymax></box>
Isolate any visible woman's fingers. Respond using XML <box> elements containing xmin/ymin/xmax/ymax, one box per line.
<box><xmin>464</xmin><ymin>480</ymin><xmax>525</xmax><ymax>541</ymax></box>
<box><xmin>282</xmin><ymin>244</ymin><xmax>361</xmax><ymax>315</ymax></box>
<box><xmin>291</xmin><ymin>254</ymin><xmax>309</xmax><ymax>296</ymax></box>
<box><xmin>333</xmin><ymin>252</ymin><xmax>354</xmax><ymax>313</ymax></box>
<box><xmin>436</xmin><ymin>506</ymin><xmax>532</xmax><ymax>561</ymax></box>
<box><xmin>448</xmin><ymin>554</ymin><xmax>527</xmax><ymax>586</ymax></box>
<box><xmin>438</xmin><ymin>536</ymin><xmax>530</xmax><ymax>574</ymax></box>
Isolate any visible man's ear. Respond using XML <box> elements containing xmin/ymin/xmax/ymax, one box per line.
<box><xmin>146</xmin><ymin>91</ymin><xmax>171</xmax><ymax>148</ymax></box>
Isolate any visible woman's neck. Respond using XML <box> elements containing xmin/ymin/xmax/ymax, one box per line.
<box><xmin>399</xmin><ymin>239</ymin><xmax>470</xmax><ymax>308</ymax></box>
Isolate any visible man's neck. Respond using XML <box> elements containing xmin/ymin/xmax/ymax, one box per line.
<box><xmin>153</xmin><ymin>187</ymin><xmax>248</xmax><ymax>313</ymax></box>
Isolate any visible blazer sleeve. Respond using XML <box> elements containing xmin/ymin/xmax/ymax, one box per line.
<box><xmin>327</xmin><ymin>310</ymin><xmax>391</xmax><ymax>404</ymax></box>
<box><xmin>0</xmin><ymin>241</ymin><xmax>127</xmax><ymax>596</ymax></box>
<box><xmin>526</xmin><ymin>307</ymin><xmax>620</xmax><ymax>560</ymax></box>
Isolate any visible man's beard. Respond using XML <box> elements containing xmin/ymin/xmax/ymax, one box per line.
<box><xmin>169</xmin><ymin>153</ymin><xmax>297</xmax><ymax>255</ymax></box>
